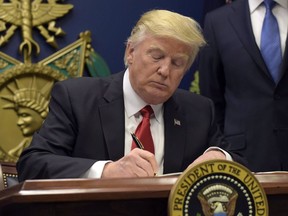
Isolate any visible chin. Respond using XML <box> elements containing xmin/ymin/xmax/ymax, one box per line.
<box><xmin>148</xmin><ymin>95</ymin><xmax>169</xmax><ymax>105</ymax></box>
<box><xmin>22</xmin><ymin>130</ymin><xmax>31</xmax><ymax>136</ymax></box>
<box><xmin>144</xmin><ymin>88</ymin><xmax>171</xmax><ymax>104</ymax></box>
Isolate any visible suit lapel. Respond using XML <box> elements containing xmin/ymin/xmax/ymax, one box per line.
<box><xmin>228</xmin><ymin>0</ymin><xmax>270</xmax><ymax>78</ymax></box>
<box><xmin>99</xmin><ymin>72</ymin><xmax>125</xmax><ymax>161</ymax></box>
<box><xmin>163</xmin><ymin>97</ymin><xmax>186</xmax><ymax>173</ymax></box>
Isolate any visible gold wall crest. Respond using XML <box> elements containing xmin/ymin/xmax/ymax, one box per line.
<box><xmin>0</xmin><ymin>0</ymin><xmax>110</xmax><ymax>162</ymax></box>
<box><xmin>0</xmin><ymin>0</ymin><xmax>73</xmax><ymax>61</ymax></box>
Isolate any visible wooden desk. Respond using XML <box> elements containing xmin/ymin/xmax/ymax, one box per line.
<box><xmin>0</xmin><ymin>173</ymin><xmax>287</xmax><ymax>216</ymax></box>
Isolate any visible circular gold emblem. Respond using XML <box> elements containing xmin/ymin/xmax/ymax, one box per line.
<box><xmin>168</xmin><ymin>160</ymin><xmax>268</xmax><ymax>216</ymax></box>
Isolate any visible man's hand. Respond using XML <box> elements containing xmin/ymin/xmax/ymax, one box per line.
<box><xmin>101</xmin><ymin>148</ymin><xmax>158</xmax><ymax>178</ymax></box>
<box><xmin>188</xmin><ymin>150</ymin><xmax>226</xmax><ymax>169</ymax></box>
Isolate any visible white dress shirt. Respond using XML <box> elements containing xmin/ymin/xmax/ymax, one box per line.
<box><xmin>249</xmin><ymin>0</ymin><xmax>288</xmax><ymax>56</ymax></box>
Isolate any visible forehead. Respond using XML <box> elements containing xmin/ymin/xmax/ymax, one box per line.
<box><xmin>141</xmin><ymin>36</ymin><xmax>191</xmax><ymax>57</ymax></box>
<box><xmin>17</xmin><ymin>107</ymin><xmax>37</xmax><ymax>114</ymax></box>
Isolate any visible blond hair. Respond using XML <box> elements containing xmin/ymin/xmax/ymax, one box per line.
<box><xmin>124</xmin><ymin>9</ymin><xmax>206</xmax><ymax>68</ymax></box>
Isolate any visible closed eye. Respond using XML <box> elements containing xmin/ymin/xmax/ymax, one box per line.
<box><xmin>172</xmin><ymin>59</ymin><xmax>185</xmax><ymax>67</ymax></box>
<box><xmin>18</xmin><ymin>113</ymin><xmax>30</xmax><ymax>118</ymax></box>
<box><xmin>147</xmin><ymin>48</ymin><xmax>164</xmax><ymax>61</ymax></box>
<box><xmin>152</xmin><ymin>54</ymin><xmax>163</xmax><ymax>60</ymax></box>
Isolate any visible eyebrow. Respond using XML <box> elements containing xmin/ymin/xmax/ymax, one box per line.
<box><xmin>147</xmin><ymin>46</ymin><xmax>189</xmax><ymax>60</ymax></box>
<box><xmin>147</xmin><ymin>46</ymin><xmax>163</xmax><ymax>53</ymax></box>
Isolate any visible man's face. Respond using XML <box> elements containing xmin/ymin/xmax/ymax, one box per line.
<box><xmin>16</xmin><ymin>107</ymin><xmax>43</xmax><ymax>136</ymax></box>
<box><xmin>126</xmin><ymin>36</ymin><xmax>191</xmax><ymax>104</ymax></box>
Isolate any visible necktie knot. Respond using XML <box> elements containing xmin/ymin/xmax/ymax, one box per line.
<box><xmin>140</xmin><ymin>105</ymin><xmax>154</xmax><ymax>119</ymax></box>
<box><xmin>264</xmin><ymin>0</ymin><xmax>275</xmax><ymax>10</ymax></box>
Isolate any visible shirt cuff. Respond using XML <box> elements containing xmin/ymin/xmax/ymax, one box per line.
<box><xmin>81</xmin><ymin>160</ymin><xmax>112</xmax><ymax>178</ymax></box>
<box><xmin>204</xmin><ymin>147</ymin><xmax>233</xmax><ymax>161</ymax></box>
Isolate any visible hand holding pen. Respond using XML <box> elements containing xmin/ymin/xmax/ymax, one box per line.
<box><xmin>131</xmin><ymin>132</ymin><xmax>157</xmax><ymax>176</ymax></box>
<box><xmin>101</xmin><ymin>134</ymin><xmax>158</xmax><ymax>178</ymax></box>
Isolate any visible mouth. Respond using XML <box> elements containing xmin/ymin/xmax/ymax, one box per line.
<box><xmin>18</xmin><ymin>126</ymin><xmax>27</xmax><ymax>131</ymax></box>
<box><xmin>151</xmin><ymin>81</ymin><xmax>168</xmax><ymax>89</ymax></box>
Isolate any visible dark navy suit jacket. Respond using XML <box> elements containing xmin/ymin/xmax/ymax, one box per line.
<box><xmin>199</xmin><ymin>0</ymin><xmax>288</xmax><ymax>171</ymax></box>
<box><xmin>17</xmin><ymin>71</ymin><xmax>244</xmax><ymax>181</ymax></box>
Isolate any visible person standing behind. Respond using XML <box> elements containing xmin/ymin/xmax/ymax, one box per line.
<box><xmin>199</xmin><ymin>0</ymin><xmax>288</xmax><ymax>172</ymax></box>
<box><xmin>17</xmin><ymin>9</ymin><xmax>245</xmax><ymax>181</ymax></box>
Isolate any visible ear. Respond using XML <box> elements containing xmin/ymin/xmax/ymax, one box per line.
<box><xmin>125</xmin><ymin>42</ymin><xmax>134</xmax><ymax>65</ymax></box>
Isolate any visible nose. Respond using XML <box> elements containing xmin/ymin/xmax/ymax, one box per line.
<box><xmin>157</xmin><ymin>59</ymin><xmax>171</xmax><ymax>77</ymax></box>
<box><xmin>17</xmin><ymin>117</ymin><xmax>24</xmax><ymax>126</ymax></box>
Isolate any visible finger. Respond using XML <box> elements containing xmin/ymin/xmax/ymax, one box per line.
<box><xmin>102</xmin><ymin>161</ymin><xmax>136</xmax><ymax>178</ymax></box>
<box><xmin>102</xmin><ymin>153</ymin><xmax>146</xmax><ymax>178</ymax></box>
<box><xmin>137</xmin><ymin>150</ymin><xmax>158</xmax><ymax>176</ymax></box>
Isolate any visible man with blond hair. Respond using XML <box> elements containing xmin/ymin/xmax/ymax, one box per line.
<box><xmin>17</xmin><ymin>9</ymin><xmax>244</xmax><ymax>180</ymax></box>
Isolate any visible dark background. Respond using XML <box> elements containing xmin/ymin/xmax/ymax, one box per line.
<box><xmin>0</xmin><ymin>0</ymin><xmax>227</xmax><ymax>89</ymax></box>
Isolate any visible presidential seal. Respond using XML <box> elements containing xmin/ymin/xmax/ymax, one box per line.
<box><xmin>168</xmin><ymin>160</ymin><xmax>268</xmax><ymax>216</ymax></box>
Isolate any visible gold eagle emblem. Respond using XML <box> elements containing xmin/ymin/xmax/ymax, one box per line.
<box><xmin>0</xmin><ymin>0</ymin><xmax>73</xmax><ymax>57</ymax></box>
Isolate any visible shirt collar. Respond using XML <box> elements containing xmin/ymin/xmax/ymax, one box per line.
<box><xmin>123</xmin><ymin>69</ymin><xmax>163</xmax><ymax>122</ymax></box>
<box><xmin>249</xmin><ymin>0</ymin><xmax>288</xmax><ymax>13</ymax></box>
<box><xmin>275</xmin><ymin>0</ymin><xmax>288</xmax><ymax>8</ymax></box>
<box><xmin>249</xmin><ymin>0</ymin><xmax>263</xmax><ymax>13</ymax></box>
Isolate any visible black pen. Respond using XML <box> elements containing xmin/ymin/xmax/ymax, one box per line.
<box><xmin>131</xmin><ymin>133</ymin><xmax>145</xmax><ymax>150</ymax></box>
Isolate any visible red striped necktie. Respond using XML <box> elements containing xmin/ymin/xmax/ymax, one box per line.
<box><xmin>131</xmin><ymin>105</ymin><xmax>154</xmax><ymax>154</ymax></box>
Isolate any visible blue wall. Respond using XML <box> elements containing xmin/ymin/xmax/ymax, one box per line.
<box><xmin>0</xmin><ymin>0</ymin><xmax>204</xmax><ymax>89</ymax></box>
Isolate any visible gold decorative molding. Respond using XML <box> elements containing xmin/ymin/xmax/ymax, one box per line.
<box><xmin>0</xmin><ymin>30</ymin><xmax>95</xmax><ymax>162</ymax></box>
